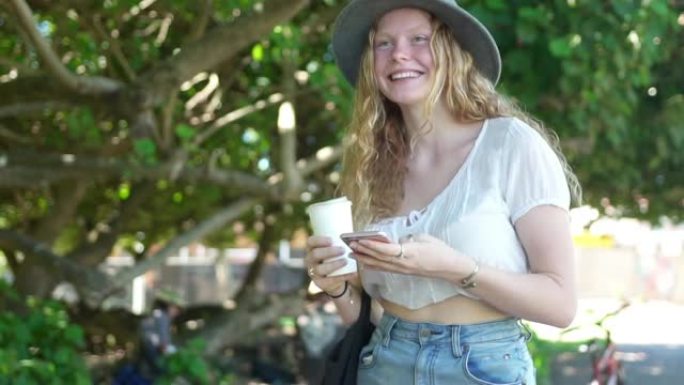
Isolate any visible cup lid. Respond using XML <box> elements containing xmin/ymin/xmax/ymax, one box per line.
<box><xmin>306</xmin><ymin>197</ymin><xmax>351</xmax><ymax>213</ymax></box>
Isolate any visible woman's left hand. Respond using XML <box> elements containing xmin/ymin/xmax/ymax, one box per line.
<box><xmin>350</xmin><ymin>233</ymin><xmax>469</xmax><ymax>278</ymax></box>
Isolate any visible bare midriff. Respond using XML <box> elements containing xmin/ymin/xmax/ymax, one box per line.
<box><xmin>379</xmin><ymin>294</ymin><xmax>509</xmax><ymax>324</ymax></box>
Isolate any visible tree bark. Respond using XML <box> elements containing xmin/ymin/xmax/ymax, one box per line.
<box><xmin>0</xmin><ymin>230</ymin><xmax>111</xmax><ymax>302</ymax></box>
<box><xmin>136</xmin><ymin>0</ymin><xmax>311</xmax><ymax>107</ymax></box>
<box><xmin>199</xmin><ymin>291</ymin><xmax>306</xmax><ymax>356</ymax></box>
<box><xmin>234</xmin><ymin>218</ymin><xmax>277</xmax><ymax>303</ymax></box>
<box><xmin>9</xmin><ymin>181</ymin><xmax>90</xmax><ymax>297</ymax></box>
<box><xmin>8</xmin><ymin>0</ymin><xmax>123</xmax><ymax>95</ymax></box>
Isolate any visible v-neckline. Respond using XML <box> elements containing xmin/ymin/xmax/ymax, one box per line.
<box><xmin>382</xmin><ymin>119</ymin><xmax>489</xmax><ymax>225</ymax></box>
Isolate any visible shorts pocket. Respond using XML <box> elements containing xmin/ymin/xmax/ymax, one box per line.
<box><xmin>358</xmin><ymin>328</ymin><xmax>383</xmax><ymax>370</ymax></box>
<box><xmin>463</xmin><ymin>335</ymin><xmax>528</xmax><ymax>385</ymax></box>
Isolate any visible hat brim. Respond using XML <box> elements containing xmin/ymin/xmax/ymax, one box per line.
<box><xmin>332</xmin><ymin>0</ymin><xmax>501</xmax><ymax>86</ymax></box>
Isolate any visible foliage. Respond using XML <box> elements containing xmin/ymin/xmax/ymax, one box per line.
<box><xmin>157</xmin><ymin>338</ymin><xmax>217</xmax><ymax>385</ymax></box>
<box><xmin>527</xmin><ymin>331</ymin><xmax>584</xmax><ymax>385</ymax></box>
<box><xmin>0</xmin><ymin>282</ymin><xmax>91</xmax><ymax>385</ymax></box>
<box><xmin>461</xmin><ymin>0</ymin><xmax>684</xmax><ymax>220</ymax></box>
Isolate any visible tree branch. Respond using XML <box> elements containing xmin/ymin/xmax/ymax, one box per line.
<box><xmin>32</xmin><ymin>181</ymin><xmax>89</xmax><ymax>243</ymax></box>
<box><xmin>8</xmin><ymin>0</ymin><xmax>123</xmax><ymax>95</ymax></box>
<box><xmin>0</xmin><ymin>75</ymin><xmax>87</xmax><ymax>106</ymax></box>
<box><xmin>298</xmin><ymin>144</ymin><xmax>344</xmax><ymax>177</ymax></box>
<box><xmin>194</xmin><ymin>93</ymin><xmax>285</xmax><ymax>147</ymax></box>
<box><xmin>191</xmin><ymin>78</ymin><xmax>340</xmax><ymax>151</ymax></box>
<box><xmin>200</xmin><ymin>291</ymin><xmax>306</xmax><ymax>355</ymax></box>
<box><xmin>160</xmin><ymin>95</ymin><xmax>177</xmax><ymax>151</ymax></box>
<box><xmin>84</xmin><ymin>143</ymin><xmax>343</xmax><ymax>298</ymax></box>
<box><xmin>90</xmin><ymin>13</ymin><xmax>136</xmax><ymax>82</ymax></box>
<box><xmin>279</xmin><ymin>56</ymin><xmax>303</xmax><ymax>197</ymax></box>
<box><xmin>68</xmin><ymin>182</ymin><xmax>157</xmax><ymax>267</ymax></box>
<box><xmin>0</xmin><ymin>56</ymin><xmax>36</xmax><ymax>74</ymax></box>
<box><xmin>0</xmin><ymin>150</ymin><xmax>277</xmax><ymax>197</ymax></box>
<box><xmin>0</xmin><ymin>230</ymin><xmax>112</xmax><ymax>304</ymax></box>
<box><xmin>0</xmin><ymin>124</ymin><xmax>33</xmax><ymax>144</ymax></box>
<box><xmin>0</xmin><ymin>101</ymin><xmax>70</xmax><ymax>118</ymax></box>
<box><xmin>138</xmin><ymin>0</ymin><xmax>310</xmax><ymax>106</ymax></box>
<box><xmin>234</xmin><ymin>218</ymin><xmax>277</xmax><ymax>303</ymax></box>
<box><xmin>186</xmin><ymin>0</ymin><xmax>213</xmax><ymax>42</ymax></box>
<box><xmin>0</xmin><ymin>143</ymin><xmax>342</xmax><ymax>193</ymax></box>
<box><xmin>102</xmin><ymin>197</ymin><xmax>258</xmax><ymax>298</ymax></box>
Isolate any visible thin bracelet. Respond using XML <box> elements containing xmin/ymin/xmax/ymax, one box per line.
<box><xmin>327</xmin><ymin>281</ymin><xmax>349</xmax><ymax>299</ymax></box>
<box><xmin>460</xmin><ymin>261</ymin><xmax>480</xmax><ymax>289</ymax></box>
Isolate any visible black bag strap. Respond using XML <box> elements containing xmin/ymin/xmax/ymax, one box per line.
<box><xmin>320</xmin><ymin>287</ymin><xmax>376</xmax><ymax>385</ymax></box>
<box><xmin>358</xmin><ymin>289</ymin><xmax>372</xmax><ymax>325</ymax></box>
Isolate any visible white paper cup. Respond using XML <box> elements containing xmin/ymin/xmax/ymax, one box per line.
<box><xmin>306</xmin><ymin>197</ymin><xmax>357</xmax><ymax>276</ymax></box>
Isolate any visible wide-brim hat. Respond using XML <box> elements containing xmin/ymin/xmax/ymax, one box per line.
<box><xmin>332</xmin><ymin>0</ymin><xmax>501</xmax><ymax>87</ymax></box>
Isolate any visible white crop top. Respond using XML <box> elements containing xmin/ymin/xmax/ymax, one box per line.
<box><xmin>360</xmin><ymin>117</ymin><xmax>571</xmax><ymax>309</ymax></box>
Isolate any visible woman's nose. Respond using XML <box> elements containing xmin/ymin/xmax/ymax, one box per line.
<box><xmin>391</xmin><ymin>41</ymin><xmax>411</xmax><ymax>61</ymax></box>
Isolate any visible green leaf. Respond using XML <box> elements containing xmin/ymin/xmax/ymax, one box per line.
<box><xmin>63</xmin><ymin>326</ymin><xmax>84</xmax><ymax>347</ymax></box>
<box><xmin>549</xmin><ymin>37</ymin><xmax>572</xmax><ymax>58</ymax></box>
<box><xmin>54</xmin><ymin>347</ymin><xmax>70</xmax><ymax>365</ymax></box>
<box><xmin>133</xmin><ymin>139</ymin><xmax>158</xmax><ymax>164</ymax></box>
<box><xmin>175</xmin><ymin>123</ymin><xmax>195</xmax><ymax>141</ymax></box>
<box><xmin>649</xmin><ymin>0</ymin><xmax>670</xmax><ymax>17</ymax></box>
<box><xmin>484</xmin><ymin>0</ymin><xmax>506</xmax><ymax>11</ymax></box>
<box><xmin>251</xmin><ymin>44</ymin><xmax>265</xmax><ymax>62</ymax></box>
<box><xmin>516</xmin><ymin>23</ymin><xmax>538</xmax><ymax>44</ymax></box>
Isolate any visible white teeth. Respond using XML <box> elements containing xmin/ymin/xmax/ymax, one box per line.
<box><xmin>390</xmin><ymin>71</ymin><xmax>421</xmax><ymax>80</ymax></box>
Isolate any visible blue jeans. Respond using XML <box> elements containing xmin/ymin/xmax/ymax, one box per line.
<box><xmin>357</xmin><ymin>314</ymin><xmax>536</xmax><ymax>385</ymax></box>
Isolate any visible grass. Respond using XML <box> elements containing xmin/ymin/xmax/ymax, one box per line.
<box><xmin>525</xmin><ymin>298</ymin><xmax>633</xmax><ymax>385</ymax></box>
<box><xmin>527</xmin><ymin>331</ymin><xmax>586</xmax><ymax>385</ymax></box>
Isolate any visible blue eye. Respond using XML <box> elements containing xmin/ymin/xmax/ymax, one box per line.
<box><xmin>375</xmin><ymin>40</ymin><xmax>392</xmax><ymax>50</ymax></box>
<box><xmin>413</xmin><ymin>35</ymin><xmax>429</xmax><ymax>43</ymax></box>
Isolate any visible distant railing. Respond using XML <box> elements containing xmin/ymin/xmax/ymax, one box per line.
<box><xmin>101</xmin><ymin>244</ymin><xmax>307</xmax><ymax>313</ymax></box>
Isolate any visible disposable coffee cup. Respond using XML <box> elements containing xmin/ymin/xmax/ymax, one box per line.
<box><xmin>306</xmin><ymin>197</ymin><xmax>357</xmax><ymax>276</ymax></box>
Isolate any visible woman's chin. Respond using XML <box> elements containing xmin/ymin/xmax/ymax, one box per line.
<box><xmin>390</xmin><ymin>96</ymin><xmax>429</xmax><ymax>109</ymax></box>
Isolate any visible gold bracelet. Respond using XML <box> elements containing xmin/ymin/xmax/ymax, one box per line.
<box><xmin>460</xmin><ymin>261</ymin><xmax>480</xmax><ymax>289</ymax></box>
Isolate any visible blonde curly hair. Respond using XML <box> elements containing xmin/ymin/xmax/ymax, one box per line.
<box><xmin>339</xmin><ymin>17</ymin><xmax>581</xmax><ymax>228</ymax></box>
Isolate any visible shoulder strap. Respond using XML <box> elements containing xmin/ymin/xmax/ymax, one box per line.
<box><xmin>358</xmin><ymin>290</ymin><xmax>372</xmax><ymax>325</ymax></box>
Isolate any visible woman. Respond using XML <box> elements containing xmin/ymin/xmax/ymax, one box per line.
<box><xmin>305</xmin><ymin>1</ymin><xmax>581</xmax><ymax>384</ymax></box>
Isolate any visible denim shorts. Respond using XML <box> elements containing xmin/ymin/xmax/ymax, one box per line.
<box><xmin>357</xmin><ymin>314</ymin><xmax>536</xmax><ymax>385</ymax></box>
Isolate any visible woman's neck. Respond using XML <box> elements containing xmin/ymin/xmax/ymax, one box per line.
<box><xmin>401</xmin><ymin>99</ymin><xmax>446</xmax><ymax>129</ymax></box>
<box><xmin>400</xmin><ymin>100</ymin><xmax>463</xmax><ymax>139</ymax></box>
<box><xmin>399</xmin><ymin>99</ymin><xmax>484</xmax><ymax>157</ymax></box>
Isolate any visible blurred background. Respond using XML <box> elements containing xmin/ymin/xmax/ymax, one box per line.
<box><xmin>0</xmin><ymin>0</ymin><xmax>682</xmax><ymax>384</ymax></box>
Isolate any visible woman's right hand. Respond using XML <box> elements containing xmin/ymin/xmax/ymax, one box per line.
<box><xmin>305</xmin><ymin>235</ymin><xmax>357</xmax><ymax>295</ymax></box>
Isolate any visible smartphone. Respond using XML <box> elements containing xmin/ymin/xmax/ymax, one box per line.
<box><xmin>340</xmin><ymin>230</ymin><xmax>392</xmax><ymax>248</ymax></box>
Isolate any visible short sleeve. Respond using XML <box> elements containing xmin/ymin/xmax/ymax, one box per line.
<box><xmin>500</xmin><ymin>119</ymin><xmax>570</xmax><ymax>223</ymax></box>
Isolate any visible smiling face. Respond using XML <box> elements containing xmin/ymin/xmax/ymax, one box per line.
<box><xmin>372</xmin><ymin>8</ymin><xmax>435</xmax><ymax>109</ymax></box>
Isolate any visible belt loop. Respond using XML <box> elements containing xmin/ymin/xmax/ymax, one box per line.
<box><xmin>382</xmin><ymin>315</ymin><xmax>398</xmax><ymax>347</ymax></box>
<box><xmin>451</xmin><ymin>325</ymin><xmax>463</xmax><ymax>357</ymax></box>
<box><xmin>518</xmin><ymin>319</ymin><xmax>533</xmax><ymax>341</ymax></box>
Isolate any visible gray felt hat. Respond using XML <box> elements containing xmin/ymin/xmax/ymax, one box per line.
<box><xmin>331</xmin><ymin>0</ymin><xmax>501</xmax><ymax>87</ymax></box>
